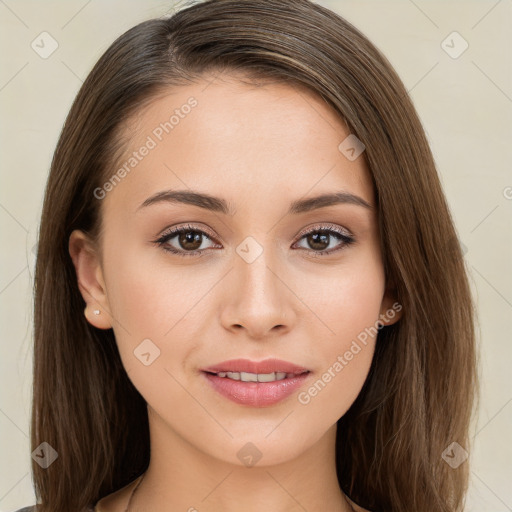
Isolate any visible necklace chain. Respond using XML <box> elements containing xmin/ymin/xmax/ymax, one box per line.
<box><xmin>124</xmin><ymin>472</ymin><xmax>356</xmax><ymax>512</ymax></box>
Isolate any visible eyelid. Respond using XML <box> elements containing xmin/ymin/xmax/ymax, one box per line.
<box><xmin>157</xmin><ymin>222</ymin><xmax>217</xmax><ymax>241</ymax></box>
<box><xmin>295</xmin><ymin>222</ymin><xmax>353</xmax><ymax>240</ymax></box>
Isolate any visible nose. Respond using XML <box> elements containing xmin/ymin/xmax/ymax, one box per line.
<box><xmin>219</xmin><ymin>244</ymin><xmax>297</xmax><ymax>340</ymax></box>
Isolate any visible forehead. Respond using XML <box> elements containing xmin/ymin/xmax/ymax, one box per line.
<box><xmin>102</xmin><ymin>73</ymin><xmax>375</xmax><ymax>214</ymax></box>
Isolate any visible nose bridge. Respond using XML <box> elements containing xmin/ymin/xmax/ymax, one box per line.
<box><xmin>222</xmin><ymin>233</ymin><xmax>294</xmax><ymax>336</ymax></box>
<box><xmin>235</xmin><ymin>233</ymin><xmax>282</xmax><ymax>303</ymax></box>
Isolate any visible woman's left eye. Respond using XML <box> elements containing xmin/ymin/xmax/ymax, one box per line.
<box><xmin>292</xmin><ymin>225</ymin><xmax>355</xmax><ymax>255</ymax></box>
<box><xmin>154</xmin><ymin>223</ymin><xmax>355</xmax><ymax>257</ymax></box>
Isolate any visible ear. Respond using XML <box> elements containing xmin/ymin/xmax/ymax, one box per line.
<box><xmin>378</xmin><ymin>285</ymin><xmax>403</xmax><ymax>328</ymax></box>
<box><xmin>68</xmin><ymin>229</ymin><xmax>112</xmax><ymax>330</ymax></box>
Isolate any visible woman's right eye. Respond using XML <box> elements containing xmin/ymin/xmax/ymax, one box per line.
<box><xmin>155</xmin><ymin>224</ymin><xmax>219</xmax><ymax>257</ymax></box>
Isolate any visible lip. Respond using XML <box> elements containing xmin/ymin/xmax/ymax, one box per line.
<box><xmin>201</xmin><ymin>358</ymin><xmax>309</xmax><ymax>375</ymax></box>
<box><xmin>201</xmin><ymin>358</ymin><xmax>311</xmax><ymax>407</ymax></box>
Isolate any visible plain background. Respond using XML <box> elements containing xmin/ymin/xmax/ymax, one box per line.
<box><xmin>1</xmin><ymin>0</ymin><xmax>511</xmax><ymax>510</ymax></box>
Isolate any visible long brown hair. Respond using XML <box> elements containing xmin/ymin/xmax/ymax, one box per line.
<box><xmin>32</xmin><ymin>1</ymin><xmax>479</xmax><ymax>510</ymax></box>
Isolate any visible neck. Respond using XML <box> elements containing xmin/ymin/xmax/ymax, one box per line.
<box><xmin>127</xmin><ymin>405</ymin><xmax>354</xmax><ymax>512</ymax></box>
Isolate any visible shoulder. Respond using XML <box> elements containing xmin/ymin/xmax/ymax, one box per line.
<box><xmin>94</xmin><ymin>474</ymin><xmax>144</xmax><ymax>512</ymax></box>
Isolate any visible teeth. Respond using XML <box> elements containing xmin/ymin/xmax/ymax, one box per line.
<box><xmin>215</xmin><ymin>371</ymin><xmax>292</xmax><ymax>382</ymax></box>
<box><xmin>241</xmin><ymin>371</ymin><xmax>258</xmax><ymax>382</ymax></box>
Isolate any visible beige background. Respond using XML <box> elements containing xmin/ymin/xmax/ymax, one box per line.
<box><xmin>1</xmin><ymin>0</ymin><xmax>511</xmax><ymax>510</ymax></box>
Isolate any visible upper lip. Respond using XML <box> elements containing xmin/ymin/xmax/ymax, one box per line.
<box><xmin>202</xmin><ymin>358</ymin><xmax>310</xmax><ymax>375</ymax></box>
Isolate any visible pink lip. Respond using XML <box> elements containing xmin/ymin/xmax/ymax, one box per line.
<box><xmin>201</xmin><ymin>358</ymin><xmax>311</xmax><ymax>407</ymax></box>
<box><xmin>201</xmin><ymin>358</ymin><xmax>309</xmax><ymax>375</ymax></box>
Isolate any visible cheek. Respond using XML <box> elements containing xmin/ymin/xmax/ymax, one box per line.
<box><xmin>296</xmin><ymin>254</ymin><xmax>385</xmax><ymax>343</ymax></box>
<box><xmin>101</xmin><ymin>245</ymin><xmax>204</xmax><ymax>402</ymax></box>
<box><xmin>295</xmin><ymin>273</ymin><xmax>383</xmax><ymax>423</ymax></box>
<box><xmin>296</xmin><ymin>340</ymin><xmax>375</xmax><ymax>430</ymax></box>
<box><xmin>101</xmin><ymin>237</ymin><xmax>219</xmax><ymax>389</ymax></box>
<box><xmin>293</xmin><ymin>256</ymin><xmax>384</xmax><ymax>418</ymax></box>
<box><xmin>102</xmin><ymin>239</ymin><xmax>209</xmax><ymax>338</ymax></box>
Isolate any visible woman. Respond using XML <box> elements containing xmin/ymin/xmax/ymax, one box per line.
<box><xmin>22</xmin><ymin>0</ymin><xmax>478</xmax><ymax>511</ymax></box>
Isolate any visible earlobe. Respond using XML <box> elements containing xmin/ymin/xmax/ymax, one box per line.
<box><xmin>82</xmin><ymin>303</ymin><xmax>113</xmax><ymax>329</ymax></box>
<box><xmin>69</xmin><ymin>229</ymin><xmax>112</xmax><ymax>330</ymax></box>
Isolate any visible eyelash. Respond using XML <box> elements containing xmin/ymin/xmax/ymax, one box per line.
<box><xmin>153</xmin><ymin>223</ymin><xmax>355</xmax><ymax>258</ymax></box>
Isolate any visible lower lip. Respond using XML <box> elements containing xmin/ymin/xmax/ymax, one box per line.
<box><xmin>202</xmin><ymin>372</ymin><xmax>311</xmax><ymax>407</ymax></box>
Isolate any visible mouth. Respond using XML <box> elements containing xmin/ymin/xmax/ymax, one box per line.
<box><xmin>201</xmin><ymin>357</ymin><xmax>310</xmax><ymax>375</ymax></box>
<box><xmin>200</xmin><ymin>358</ymin><xmax>311</xmax><ymax>407</ymax></box>
<box><xmin>203</xmin><ymin>370</ymin><xmax>308</xmax><ymax>382</ymax></box>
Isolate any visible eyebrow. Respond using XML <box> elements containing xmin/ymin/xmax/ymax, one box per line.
<box><xmin>137</xmin><ymin>189</ymin><xmax>373</xmax><ymax>215</ymax></box>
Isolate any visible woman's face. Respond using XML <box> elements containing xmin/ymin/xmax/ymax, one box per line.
<box><xmin>70</xmin><ymin>73</ymin><xmax>401</xmax><ymax>467</ymax></box>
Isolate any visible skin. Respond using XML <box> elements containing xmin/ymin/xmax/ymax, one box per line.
<box><xmin>69</xmin><ymin>72</ymin><xmax>402</xmax><ymax>512</ymax></box>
